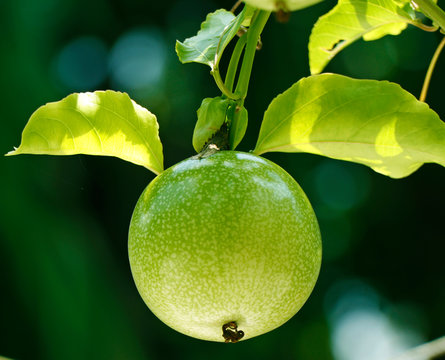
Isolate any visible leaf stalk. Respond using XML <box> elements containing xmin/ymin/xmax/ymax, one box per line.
<box><xmin>411</xmin><ymin>0</ymin><xmax>445</xmax><ymax>32</ymax></box>
<box><xmin>211</xmin><ymin>68</ymin><xmax>241</xmax><ymax>100</ymax></box>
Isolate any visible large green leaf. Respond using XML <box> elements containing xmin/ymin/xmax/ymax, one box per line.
<box><xmin>309</xmin><ymin>0</ymin><xmax>420</xmax><ymax>74</ymax></box>
<box><xmin>253</xmin><ymin>74</ymin><xmax>445</xmax><ymax>178</ymax></box>
<box><xmin>7</xmin><ymin>91</ymin><xmax>164</xmax><ymax>175</ymax></box>
<box><xmin>175</xmin><ymin>8</ymin><xmax>246</xmax><ymax>70</ymax></box>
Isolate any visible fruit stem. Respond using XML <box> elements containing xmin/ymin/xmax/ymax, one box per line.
<box><xmin>225</xmin><ymin>33</ymin><xmax>248</xmax><ymax>93</ymax></box>
<box><xmin>235</xmin><ymin>10</ymin><xmax>271</xmax><ymax>100</ymax></box>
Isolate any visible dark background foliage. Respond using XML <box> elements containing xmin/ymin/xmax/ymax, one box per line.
<box><xmin>1</xmin><ymin>0</ymin><xmax>444</xmax><ymax>359</ymax></box>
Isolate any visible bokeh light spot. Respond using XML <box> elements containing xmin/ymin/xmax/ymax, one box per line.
<box><xmin>53</xmin><ymin>36</ymin><xmax>108</xmax><ymax>91</ymax></box>
<box><xmin>325</xmin><ymin>279</ymin><xmax>425</xmax><ymax>360</ymax></box>
<box><xmin>313</xmin><ymin>161</ymin><xmax>371</xmax><ymax>212</ymax></box>
<box><xmin>109</xmin><ymin>28</ymin><xmax>167</xmax><ymax>94</ymax></box>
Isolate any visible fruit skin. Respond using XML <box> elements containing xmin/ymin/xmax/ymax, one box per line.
<box><xmin>243</xmin><ymin>0</ymin><xmax>323</xmax><ymax>12</ymax></box>
<box><xmin>128</xmin><ymin>151</ymin><xmax>322</xmax><ymax>342</ymax></box>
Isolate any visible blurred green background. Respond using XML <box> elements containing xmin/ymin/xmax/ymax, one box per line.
<box><xmin>1</xmin><ymin>0</ymin><xmax>444</xmax><ymax>359</ymax></box>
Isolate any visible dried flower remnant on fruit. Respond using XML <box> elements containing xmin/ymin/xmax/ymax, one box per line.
<box><xmin>222</xmin><ymin>321</ymin><xmax>245</xmax><ymax>343</ymax></box>
<box><xmin>275</xmin><ymin>9</ymin><xmax>291</xmax><ymax>23</ymax></box>
<box><xmin>275</xmin><ymin>1</ymin><xmax>291</xmax><ymax>22</ymax></box>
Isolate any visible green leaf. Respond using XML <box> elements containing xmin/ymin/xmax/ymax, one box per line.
<box><xmin>175</xmin><ymin>8</ymin><xmax>245</xmax><ymax>70</ymax></box>
<box><xmin>309</xmin><ymin>0</ymin><xmax>420</xmax><ymax>74</ymax></box>
<box><xmin>229</xmin><ymin>106</ymin><xmax>248</xmax><ymax>150</ymax></box>
<box><xmin>7</xmin><ymin>91</ymin><xmax>164</xmax><ymax>175</ymax></box>
<box><xmin>193</xmin><ymin>97</ymin><xmax>233</xmax><ymax>153</ymax></box>
<box><xmin>253</xmin><ymin>74</ymin><xmax>445</xmax><ymax>178</ymax></box>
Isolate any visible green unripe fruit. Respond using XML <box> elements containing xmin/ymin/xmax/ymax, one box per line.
<box><xmin>128</xmin><ymin>151</ymin><xmax>322</xmax><ymax>342</ymax></box>
<box><xmin>243</xmin><ymin>0</ymin><xmax>323</xmax><ymax>12</ymax></box>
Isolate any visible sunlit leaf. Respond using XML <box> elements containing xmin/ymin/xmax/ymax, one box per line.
<box><xmin>176</xmin><ymin>8</ymin><xmax>246</xmax><ymax>70</ymax></box>
<box><xmin>309</xmin><ymin>0</ymin><xmax>421</xmax><ymax>74</ymax></box>
<box><xmin>253</xmin><ymin>74</ymin><xmax>445</xmax><ymax>178</ymax></box>
<box><xmin>7</xmin><ymin>91</ymin><xmax>164</xmax><ymax>175</ymax></box>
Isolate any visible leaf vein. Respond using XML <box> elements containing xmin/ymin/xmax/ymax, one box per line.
<box><xmin>256</xmin><ymin>89</ymin><xmax>331</xmax><ymax>151</ymax></box>
<box><xmin>40</xmin><ymin>116</ymin><xmax>77</xmax><ymax>149</ymax></box>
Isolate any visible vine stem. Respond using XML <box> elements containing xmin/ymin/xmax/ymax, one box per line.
<box><xmin>225</xmin><ymin>33</ymin><xmax>248</xmax><ymax>92</ymax></box>
<box><xmin>411</xmin><ymin>0</ymin><xmax>445</xmax><ymax>32</ymax></box>
<box><xmin>420</xmin><ymin>36</ymin><xmax>445</xmax><ymax>102</ymax></box>
<box><xmin>389</xmin><ymin>335</ymin><xmax>445</xmax><ymax>360</ymax></box>
<box><xmin>230</xmin><ymin>0</ymin><xmax>243</xmax><ymax>13</ymax></box>
<box><xmin>235</xmin><ymin>10</ymin><xmax>271</xmax><ymax>100</ymax></box>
